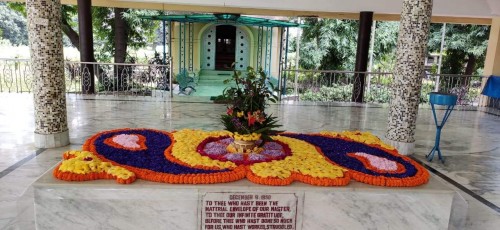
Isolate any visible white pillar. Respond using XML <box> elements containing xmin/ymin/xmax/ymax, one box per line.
<box><xmin>386</xmin><ymin>0</ymin><xmax>433</xmax><ymax>155</ymax></box>
<box><xmin>26</xmin><ymin>0</ymin><xmax>70</xmax><ymax>148</ymax></box>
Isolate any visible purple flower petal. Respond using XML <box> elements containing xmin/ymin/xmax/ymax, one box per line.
<box><xmin>261</xmin><ymin>149</ymin><xmax>285</xmax><ymax>157</ymax></box>
<box><xmin>225</xmin><ymin>153</ymin><xmax>244</xmax><ymax>161</ymax></box>
<box><xmin>248</xmin><ymin>153</ymin><xmax>267</xmax><ymax>161</ymax></box>
<box><xmin>219</xmin><ymin>138</ymin><xmax>233</xmax><ymax>145</ymax></box>
<box><xmin>198</xmin><ymin>138</ymin><xmax>290</xmax><ymax>165</ymax></box>
<box><xmin>263</xmin><ymin>142</ymin><xmax>283</xmax><ymax>150</ymax></box>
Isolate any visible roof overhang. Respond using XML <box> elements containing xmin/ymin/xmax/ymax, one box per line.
<box><xmin>140</xmin><ymin>13</ymin><xmax>303</xmax><ymax>27</ymax></box>
<box><xmin>8</xmin><ymin>0</ymin><xmax>499</xmax><ymax>25</ymax></box>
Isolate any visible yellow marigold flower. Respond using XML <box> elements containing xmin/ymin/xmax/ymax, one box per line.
<box><xmin>59</xmin><ymin>150</ymin><xmax>134</xmax><ymax>179</ymax></box>
<box><xmin>320</xmin><ymin>131</ymin><xmax>395</xmax><ymax>150</ymax></box>
<box><xmin>250</xmin><ymin>136</ymin><xmax>346</xmax><ymax>180</ymax></box>
<box><xmin>172</xmin><ymin>129</ymin><xmax>237</xmax><ymax>169</ymax></box>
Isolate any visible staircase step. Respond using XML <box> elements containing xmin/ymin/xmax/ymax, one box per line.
<box><xmin>199</xmin><ymin>70</ymin><xmax>248</xmax><ymax>76</ymax></box>
<box><xmin>198</xmin><ymin>82</ymin><xmax>234</xmax><ymax>87</ymax></box>
<box><xmin>199</xmin><ymin>76</ymin><xmax>233</xmax><ymax>81</ymax></box>
<box><xmin>189</xmin><ymin>70</ymin><xmax>243</xmax><ymax>96</ymax></box>
<box><xmin>199</xmin><ymin>70</ymin><xmax>234</xmax><ymax>76</ymax></box>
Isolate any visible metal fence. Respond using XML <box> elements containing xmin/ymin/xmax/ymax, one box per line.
<box><xmin>0</xmin><ymin>58</ymin><xmax>493</xmax><ymax>107</ymax></box>
<box><xmin>65</xmin><ymin>61</ymin><xmax>172</xmax><ymax>97</ymax></box>
<box><xmin>0</xmin><ymin>58</ymin><xmax>172</xmax><ymax>97</ymax></box>
<box><xmin>0</xmin><ymin>58</ymin><xmax>33</xmax><ymax>93</ymax></box>
<box><xmin>280</xmin><ymin>69</ymin><xmax>488</xmax><ymax>106</ymax></box>
<box><xmin>424</xmin><ymin>73</ymin><xmax>485</xmax><ymax>106</ymax></box>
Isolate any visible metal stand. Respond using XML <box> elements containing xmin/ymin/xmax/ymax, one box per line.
<box><xmin>426</xmin><ymin>92</ymin><xmax>457</xmax><ymax>163</ymax></box>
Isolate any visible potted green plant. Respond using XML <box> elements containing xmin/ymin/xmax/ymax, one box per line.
<box><xmin>220</xmin><ymin>67</ymin><xmax>282</xmax><ymax>152</ymax></box>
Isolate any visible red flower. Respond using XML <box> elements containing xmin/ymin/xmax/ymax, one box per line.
<box><xmin>254</xmin><ymin>110</ymin><xmax>266</xmax><ymax>124</ymax></box>
<box><xmin>227</xmin><ymin>107</ymin><xmax>234</xmax><ymax>115</ymax></box>
<box><xmin>247</xmin><ymin>112</ymin><xmax>256</xmax><ymax>127</ymax></box>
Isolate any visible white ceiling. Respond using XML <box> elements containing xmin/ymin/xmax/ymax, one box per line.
<box><xmin>487</xmin><ymin>0</ymin><xmax>500</xmax><ymax>16</ymax></box>
<box><xmin>123</xmin><ymin>0</ymin><xmax>500</xmax><ymax>18</ymax></box>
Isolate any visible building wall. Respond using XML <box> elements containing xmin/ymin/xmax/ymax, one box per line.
<box><xmin>247</xmin><ymin>26</ymin><xmax>282</xmax><ymax>78</ymax></box>
<box><xmin>170</xmin><ymin>22</ymin><xmax>283</xmax><ymax>78</ymax></box>
<box><xmin>170</xmin><ymin>22</ymin><xmax>204</xmax><ymax>75</ymax></box>
<box><xmin>271</xmin><ymin>27</ymin><xmax>281</xmax><ymax>78</ymax></box>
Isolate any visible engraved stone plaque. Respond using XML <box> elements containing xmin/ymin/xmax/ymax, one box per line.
<box><xmin>201</xmin><ymin>192</ymin><xmax>298</xmax><ymax>230</ymax></box>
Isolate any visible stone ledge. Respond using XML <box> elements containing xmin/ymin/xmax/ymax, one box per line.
<box><xmin>33</xmin><ymin>168</ymin><xmax>464</xmax><ymax>230</ymax></box>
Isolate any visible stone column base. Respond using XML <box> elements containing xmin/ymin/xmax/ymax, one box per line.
<box><xmin>384</xmin><ymin>139</ymin><xmax>415</xmax><ymax>156</ymax></box>
<box><xmin>34</xmin><ymin>130</ymin><xmax>70</xmax><ymax>148</ymax></box>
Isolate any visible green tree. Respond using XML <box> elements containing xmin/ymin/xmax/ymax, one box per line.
<box><xmin>298</xmin><ymin>19</ymin><xmax>399</xmax><ymax>72</ymax></box>
<box><xmin>6</xmin><ymin>3</ymin><xmax>79</xmax><ymax>50</ymax></box>
<box><xmin>6</xmin><ymin>3</ymin><xmax>158</xmax><ymax>63</ymax></box>
<box><xmin>372</xmin><ymin>21</ymin><xmax>399</xmax><ymax>72</ymax></box>
<box><xmin>299</xmin><ymin>18</ymin><xmax>358</xmax><ymax>70</ymax></box>
<box><xmin>7</xmin><ymin>3</ymin><xmax>159</xmax><ymax>92</ymax></box>
<box><xmin>90</xmin><ymin>7</ymin><xmax>159</xmax><ymax>90</ymax></box>
<box><xmin>92</xmin><ymin>7</ymin><xmax>159</xmax><ymax>63</ymax></box>
<box><xmin>428</xmin><ymin>23</ymin><xmax>490</xmax><ymax>75</ymax></box>
<box><xmin>0</xmin><ymin>2</ymin><xmax>28</xmax><ymax>46</ymax></box>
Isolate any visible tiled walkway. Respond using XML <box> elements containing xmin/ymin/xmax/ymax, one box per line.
<box><xmin>0</xmin><ymin>93</ymin><xmax>499</xmax><ymax>229</ymax></box>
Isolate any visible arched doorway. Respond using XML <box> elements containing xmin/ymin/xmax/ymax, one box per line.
<box><xmin>201</xmin><ymin>25</ymin><xmax>250</xmax><ymax>71</ymax></box>
<box><xmin>215</xmin><ymin>25</ymin><xmax>236</xmax><ymax>70</ymax></box>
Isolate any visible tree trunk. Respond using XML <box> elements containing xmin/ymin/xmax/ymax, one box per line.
<box><xmin>462</xmin><ymin>54</ymin><xmax>476</xmax><ymax>87</ymax></box>
<box><xmin>61</xmin><ymin>14</ymin><xmax>100</xmax><ymax>63</ymax></box>
<box><xmin>61</xmin><ymin>19</ymin><xmax>80</xmax><ymax>51</ymax></box>
<box><xmin>77</xmin><ymin>0</ymin><xmax>95</xmax><ymax>94</ymax></box>
<box><xmin>464</xmin><ymin>54</ymin><xmax>476</xmax><ymax>76</ymax></box>
<box><xmin>114</xmin><ymin>8</ymin><xmax>128</xmax><ymax>90</ymax></box>
<box><xmin>62</xmin><ymin>12</ymin><xmax>110</xmax><ymax>93</ymax></box>
<box><xmin>114</xmin><ymin>8</ymin><xmax>128</xmax><ymax>63</ymax></box>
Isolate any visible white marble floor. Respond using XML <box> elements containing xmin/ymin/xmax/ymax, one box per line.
<box><xmin>0</xmin><ymin>93</ymin><xmax>499</xmax><ymax>229</ymax></box>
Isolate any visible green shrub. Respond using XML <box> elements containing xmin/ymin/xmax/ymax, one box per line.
<box><xmin>300</xmin><ymin>85</ymin><xmax>352</xmax><ymax>102</ymax></box>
